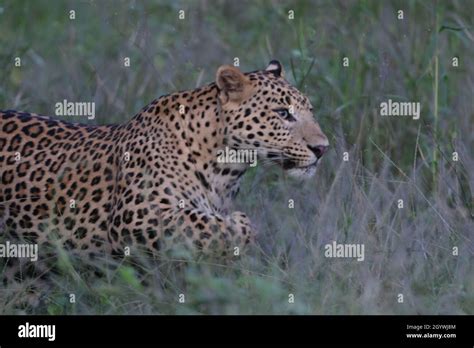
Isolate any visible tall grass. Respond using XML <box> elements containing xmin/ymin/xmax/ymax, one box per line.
<box><xmin>432</xmin><ymin>3</ymin><xmax>440</xmax><ymax>191</ymax></box>
<box><xmin>0</xmin><ymin>0</ymin><xmax>473</xmax><ymax>314</ymax></box>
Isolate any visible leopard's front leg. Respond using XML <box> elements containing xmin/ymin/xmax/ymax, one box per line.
<box><xmin>159</xmin><ymin>208</ymin><xmax>255</xmax><ymax>256</ymax></box>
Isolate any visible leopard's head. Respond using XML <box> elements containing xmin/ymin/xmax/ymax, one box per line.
<box><xmin>216</xmin><ymin>60</ymin><xmax>329</xmax><ymax>178</ymax></box>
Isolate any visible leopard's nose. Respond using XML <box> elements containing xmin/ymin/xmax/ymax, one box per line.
<box><xmin>308</xmin><ymin>144</ymin><xmax>329</xmax><ymax>159</ymax></box>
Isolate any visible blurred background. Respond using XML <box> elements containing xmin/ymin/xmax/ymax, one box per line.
<box><xmin>0</xmin><ymin>0</ymin><xmax>473</xmax><ymax>314</ymax></box>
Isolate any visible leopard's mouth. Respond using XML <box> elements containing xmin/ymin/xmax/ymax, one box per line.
<box><xmin>281</xmin><ymin>159</ymin><xmax>318</xmax><ymax>170</ymax></box>
<box><xmin>286</xmin><ymin>161</ymin><xmax>319</xmax><ymax>178</ymax></box>
<box><xmin>266</xmin><ymin>153</ymin><xmax>319</xmax><ymax>175</ymax></box>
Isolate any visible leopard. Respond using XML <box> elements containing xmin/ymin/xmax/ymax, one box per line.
<box><xmin>0</xmin><ymin>60</ymin><xmax>329</xmax><ymax>291</ymax></box>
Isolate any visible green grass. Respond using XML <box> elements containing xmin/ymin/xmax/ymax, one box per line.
<box><xmin>0</xmin><ymin>0</ymin><xmax>473</xmax><ymax>314</ymax></box>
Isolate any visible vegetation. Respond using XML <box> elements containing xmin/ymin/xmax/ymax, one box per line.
<box><xmin>0</xmin><ymin>0</ymin><xmax>473</xmax><ymax>314</ymax></box>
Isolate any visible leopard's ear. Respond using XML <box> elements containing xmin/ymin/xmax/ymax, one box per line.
<box><xmin>216</xmin><ymin>65</ymin><xmax>252</xmax><ymax>103</ymax></box>
<box><xmin>265</xmin><ymin>60</ymin><xmax>285</xmax><ymax>78</ymax></box>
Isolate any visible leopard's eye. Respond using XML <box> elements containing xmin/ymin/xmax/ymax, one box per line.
<box><xmin>274</xmin><ymin>108</ymin><xmax>296</xmax><ymax>122</ymax></box>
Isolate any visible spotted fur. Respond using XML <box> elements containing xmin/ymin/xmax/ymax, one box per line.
<box><xmin>0</xmin><ymin>61</ymin><xmax>329</xmax><ymax>282</ymax></box>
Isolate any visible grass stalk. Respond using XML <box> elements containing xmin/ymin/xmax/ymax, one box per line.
<box><xmin>432</xmin><ymin>3</ymin><xmax>440</xmax><ymax>192</ymax></box>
